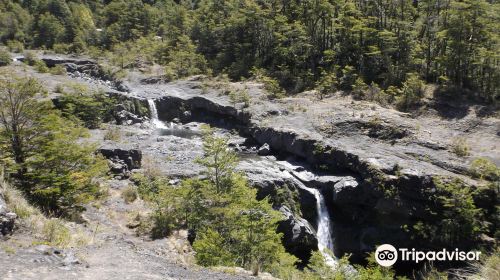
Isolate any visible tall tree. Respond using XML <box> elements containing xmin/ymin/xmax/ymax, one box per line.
<box><xmin>0</xmin><ymin>76</ymin><xmax>106</xmax><ymax>214</ymax></box>
<box><xmin>0</xmin><ymin>76</ymin><xmax>48</xmax><ymax>187</ymax></box>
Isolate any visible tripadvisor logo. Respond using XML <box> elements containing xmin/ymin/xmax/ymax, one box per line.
<box><xmin>375</xmin><ymin>244</ymin><xmax>481</xmax><ymax>267</ymax></box>
<box><xmin>375</xmin><ymin>244</ymin><xmax>398</xmax><ymax>267</ymax></box>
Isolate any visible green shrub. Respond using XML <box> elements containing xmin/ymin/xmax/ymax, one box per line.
<box><xmin>351</xmin><ymin>77</ymin><xmax>369</xmax><ymax>99</ymax></box>
<box><xmin>6</xmin><ymin>40</ymin><xmax>24</xmax><ymax>53</ymax></box>
<box><xmin>131</xmin><ymin>173</ymin><xmax>167</xmax><ymax>201</ymax></box>
<box><xmin>0</xmin><ymin>77</ymin><xmax>108</xmax><ymax>215</ymax></box>
<box><xmin>147</xmin><ymin>181</ymin><xmax>185</xmax><ymax>238</ymax></box>
<box><xmin>25</xmin><ymin>113</ymin><xmax>108</xmax><ymax>214</ymax></box>
<box><xmin>411</xmin><ymin>178</ymin><xmax>484</xmax><ymax>247</ymax></box>
<box><xmin>150</xmin><ymin>210</ymin><xmax>177</xmax><ymax>239</ymax></box>
<box><xmin>192</xmin><ymin>229</ymin><xmax>237</xmax><ymax>266</ymax></box>
<box><xmin>56</xmin><ymin>90</ymin><xmax>117</xmax><ymax>129</ymax></box>
<box><xmin>270</xmin><ymin>184</ymin><xmax>301</xmax><ymax>215</ymax></box>
<box><xmin>0</xmin><ymin>49</ymin><xmax>11</xmax><ymax>66</ymax></box>
<box><xmin>315</xmin><ymin>71</ymin><xmax>338</xmax><ymax>100</ymax></box>
<box><xmin>355</xmin><ymin>253</ymin><xmax>397</xmax><ymax>280</ymax></box>
<box><xmin>263</xmin><ymin>76</ymin><xmax>285</xmax><ymax>99</ymax></box>
<box><xmin>160</xmin><ymin>35</ymin><xmax>208</xmax><ymax>80</ymax></box>
<box><xmin>470</xmin><ymin>158</ymin><xmax>499</xmax><ymax>181</ymax></box>
<box><xmin>52</xmin><ymin>43</ymin><xmax>71</xmax><ymax>54</ymax></box>
<box><xmin>228</xmin><ymin>88</ymin><xmax>250</xmax><ymax>107</ymax></box>
<box><xmin>384</xmin><ymin>85</ymin><xmax>399</xmax><ymax>104</ymax></box>
<box><xmin>252</xmin><ymin>68</ymin><xmax>285</xmax><ymax>99</ymax></box>
<box><xmin>42</xmin><ymin>219</ymin><xmax>71</xmax><ymax>247</ymax></box>
<box><xmin>130</xmin><ymin>172</ymin><xmax>180</xmax><ymax>238</ymax></box>
<box><xmin>187</xmin><ymin>129</ymin><xmax>297</xmax><ymax>274</ymax></box>
<box><xmin>451</xmin><ymin>137</ymin><xmax>470</xmax><ymax>157</ymax></box>
<box><xmin>121</xmin><ymin>185</ymin><xmax>138</xmax><ymax>203</ymax></box>
<box><xmin>34</xmin><ymin>60</ymin><xmax>49</xmax><ymax>73</ymax></box>
<box><xmin>49</xmin><ymin>64</ymin><xmax>67</xmax><ymax>75</ymax></box>
<box><xmin>366</xmin><ymin>82</ymin><xmax>391</xmax><ymax>105</ymax></box>
<box><xmin>104</xmin><ymin>127</ymin><xmax>121</xmax><ymax>141</ymax></box>
<box><xmin>339</xmin><ymin>65</ymin><xmax>358</xmax><ymax>91</ymax></box>
<box><xmin>23</xmin><ymin>51</ymin><xmax>37</xmax><ymax>66</ymax></box>
<box><xmin>135</xmin><ymin>128</ymin><xmax>297</xmax><ymax>276</ymax></box>
<box><xmin>396</xmin><ymin>73</ymin><xmax>425</xmax><ymax>111</ymax></box>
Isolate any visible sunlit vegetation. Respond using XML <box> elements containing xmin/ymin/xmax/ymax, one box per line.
<box><xmin>0</xmin><ymin>0</ymin><xmax>496</xmax><ymax>106</ymax></box>
<box><xmin>1</xmin><ymin>178</ymin><xmax>92</xmax><ymax>247</ymax></box>
<box><xmin>0</xmin><ymin>0</ymin><xmax>497</xmax><ymax>278</ymax></box>
<box><xmin>0</xmin><ymin>76</ymin><xmax>107</xmax><ymax>215</ymax></box>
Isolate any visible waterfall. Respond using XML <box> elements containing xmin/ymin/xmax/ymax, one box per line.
<box><xmin>302</xmin><ymin>186</ymin><xmax>337</xmax><ymax>266</ymax></box>
<box><xmin>147</xmin><ymin>99</ymin><xmax>168</xmax><ymax>129</ymax></box>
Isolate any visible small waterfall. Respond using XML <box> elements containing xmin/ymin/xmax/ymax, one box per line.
<box><xmin>302</xmin><ymin>186</ymin><xmax>337</xmax><ymax>266</ymax></box>
<box><xmin>147</xmin><ymin>99</ymin><xmax>168</xmax><ymax>129</ymax></box>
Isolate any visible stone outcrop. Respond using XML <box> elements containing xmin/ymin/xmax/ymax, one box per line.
<box><xmin>114</xmin><ymin>107</ymin><xmax>147</xmax><ymax>125</ymax></box>
<box><xmin>99</xmin><ymin>148</ymin><xmax>142</xmax><ymax>178</ymax></box>
<box><xmin>20</xmin><ymin>55</ymin><xmax>129</xmax><ymax>92</ymax></box>
<box><xmin>277</xmin><ymin>206</ymin><xmax>318</xmax><ymax>261</ymax></box>
<box><xmin>257</xmin><ymin>143</ymin><xmax>271</xmax><ymax>156</ymax></box>
<box><xmin>155</xmin><ymin>95</ymin><xmax>251</xmax><ymax>127</ymax></box>
<box><xmin>0</xmin><ymin>194</ymin><xmax>16</xmax><ymax>236</ymax></box>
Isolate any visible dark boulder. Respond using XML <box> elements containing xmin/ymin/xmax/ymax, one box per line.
<box><xmin>99</xmin><ymin>148</ymin><xmax>142</xmax><ymax>178</ymax></box>
<box><xmin>296</xmin><ymin>185</ymin><xmax>318</xmax><ymax>229</ymax></box>
<box><xmin>0</xmin><ymin>195</ymin><xmax>16</xmax><ymax>236</ymax></box>
<box><xmin>99</xmin><ymin>148</ymin><xmax>142</xmax><ymax>170</ymax></box>
<box><xmin>277</xmin><ymin>206</ymin><xmax>318</xmax><ymax>262</ymax></box>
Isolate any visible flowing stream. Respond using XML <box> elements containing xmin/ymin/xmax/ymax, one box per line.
<box><xmin>148</xmin><ymin>99</ymin><xmax>168</xmax><ymax>129</ymax></box>
<box><xmin>301</xmin><ymin>186</ymin><xmax>337</xmax><ymax>266</ymax></box>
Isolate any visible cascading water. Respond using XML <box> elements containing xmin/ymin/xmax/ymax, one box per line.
<box><xmin>147</xmin><ymin>99</ymin><xmax>168</xmax><ymax>129</ymax></box>
<box><xmin>302</xmin><ymin>186</ymin><xmax>337</xmax><ymax>267</ymax></box>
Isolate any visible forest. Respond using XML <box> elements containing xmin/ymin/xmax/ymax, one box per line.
<box><xmin>0</xmin><ymin>0</ymin><xmax>498</xmax><ymax>106</ymax></box>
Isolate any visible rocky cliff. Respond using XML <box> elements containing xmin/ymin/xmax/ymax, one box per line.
<box><xmin>31</xmin><ymin>56</ymin><xmax>499</xmax><ymax>265</ymax></box>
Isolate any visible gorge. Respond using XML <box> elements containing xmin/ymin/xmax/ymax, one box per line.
<box><xmin>1</xmin><ymin>54</ymin><xmax>497</xmax><ymax>279</ymax></box>
<box><xmin>62</xmin><ymin>55</ymin><xmax>498</xmax><ymax>266</ymax></box>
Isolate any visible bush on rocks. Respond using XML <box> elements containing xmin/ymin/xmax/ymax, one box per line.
<box><xmin>0</xmin><ymin>49</ymin><xmax>11</xmax><ymax>66</ymax></box>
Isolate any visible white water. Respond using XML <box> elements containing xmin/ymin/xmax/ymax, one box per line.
<box><xmin>302</xmin><ymin>186</ymin><xmax>337</xmax><ymax>267</ymax></box>
<box><xmin>147</xmin><ymin>99</ymin><xmax>168</xmax><ymax>129</ymax></box>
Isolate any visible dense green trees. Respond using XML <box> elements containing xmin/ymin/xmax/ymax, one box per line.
<box><xmin>132</xmin><ymin>128</ymin><xmax>405</xmax><ymax>278</ymax></box>
<box><xmin>1</xmin><ymin>0</ymin><xmax>497</xmax><ymax>103</ymax></box>
<box><xmin>410</xmin><ymin>177</ymin><xmax>487</xmax><ymax>248</ymax></box>
<box><xmin>134</xmin><ymin>127</ymin><xmax>297</xmax><ymax>275</ymax></box>
<box><xmin>56</xmin><ymin>89</ymin><xmax>115</xmax><ymax>129</ymax></box>
<box><xmin>0</xmin><ymin>76</ymin><xmax>107</xmax><ymax>214</ymax></box>
<box><xmin>23</xmin><ymin>113</ymin><xmax>107</xmax><ymax>212</ymax></box>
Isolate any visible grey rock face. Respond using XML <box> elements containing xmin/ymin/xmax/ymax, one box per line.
<box><xmin>277</xmin><ymin>206</ymin><xmax>318</xmax><ymax>261</ymax></box>
<box><xmin>332</xmin><ymin>177</ymin><xmax>359</xmax><ymax>203</ymax></box>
